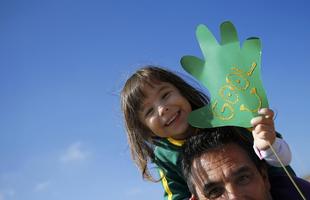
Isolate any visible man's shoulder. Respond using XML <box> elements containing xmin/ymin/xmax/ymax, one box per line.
<box><xmin>270</xmin><ymin>175</ymin><xmax>310</xmax><ymax>199</ymax></box>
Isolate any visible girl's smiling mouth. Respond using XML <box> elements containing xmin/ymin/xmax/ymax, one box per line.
<box><xmin>165</xmin><ymin>110</ymin><xmax>181</xmax><ymax>126</ymax></box>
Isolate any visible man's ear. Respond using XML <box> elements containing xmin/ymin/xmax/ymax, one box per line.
<box><xmin>189</xmin><ymin>194</ymin><xmax>197</xmax><ymax>200</ymax></box>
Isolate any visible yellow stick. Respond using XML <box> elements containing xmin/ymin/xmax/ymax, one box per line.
<box><xmin>268</xmin><ymin>142</ymin><xmax>306</xmax><ymax>200</ymax></box>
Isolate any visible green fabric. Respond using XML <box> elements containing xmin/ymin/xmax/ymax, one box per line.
<box><xmin>181</xmin><ymin>21</ymin><xmax>268</xmax><ymax>128</ymax></box>
<box><xmin>153</xmin><ymin>139</ymin><xmax>190</xmax><ymax>200</ymax></box>
<box><xmin>153</xmin><ymin>128</ymin><xmax>295</xmax><ymax>200</ymax></box>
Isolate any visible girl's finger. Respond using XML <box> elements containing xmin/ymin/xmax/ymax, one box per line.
<box><xmin>251</xmin><ymin>115</ymin><xmax>274</xmax><ymax>126</ymax></box>
<box><xmin>258</xmin><ymin>108</ymin><xmax>274</xmax><ymax>118</ymax></box>
<box><xmin>253</xmin><ymin>124</ymin><xmax>274</xmax><ymax>135</ymax></box>
<box><xmin>253</xmin><ymin>131</ymin><xmax>271</xmax><ymax>140</ymax></box>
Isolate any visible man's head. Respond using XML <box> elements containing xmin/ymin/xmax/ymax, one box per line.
<box><xmin>182</xmin><ymin>127</ymin><xmax>272</xmax><ymax>200</ymax></box>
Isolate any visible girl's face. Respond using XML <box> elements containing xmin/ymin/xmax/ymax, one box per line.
<box><xmin>139</xmin><ymin>81</ymin><xmax>192</xmax><ymax>140</ymax></box>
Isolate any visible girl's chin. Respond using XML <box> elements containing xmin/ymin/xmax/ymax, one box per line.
<box><xmin>171</xmin><ymin>129</ymin><xmax>192</xmax><ymax>140</ymax></box>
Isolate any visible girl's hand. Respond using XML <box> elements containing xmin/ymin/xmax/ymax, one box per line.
<box><xmin>250</xmin><ymin>108</ymin><xmax>276</xmax><ymax>151</ymax></box>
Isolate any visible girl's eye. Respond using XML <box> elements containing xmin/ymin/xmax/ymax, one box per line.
<box><xmin>162</xmin><ymin>92</ymin><xmax>170</xmax><ymax>99</ymax></box>
<box><xmin>145</xmin><ymin>107</ymin><xmax>154</xmax><ymax>117</ymax></box>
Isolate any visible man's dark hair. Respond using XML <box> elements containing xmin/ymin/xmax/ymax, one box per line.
<box><xmin>181</xmin><ymin>126</ymin><xmax>266</xmax><ymax>196</ymax></box>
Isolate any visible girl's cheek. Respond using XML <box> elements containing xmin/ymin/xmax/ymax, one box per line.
<box><xmin>147</xmin><ymin>117</ymin><xmax>156</xmax><ymax>128</ymax></box>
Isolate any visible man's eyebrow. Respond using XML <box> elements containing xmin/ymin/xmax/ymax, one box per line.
<box><xmin>203</xmin><ymin>166</ymin><xmax>252</xmax><ymax>191</ymax></box>
<box><xmin>231</xmin><ymin>166</ymin><xmax>252</xmax><ymax>177</ymax></box>
<box><xmin>203</xmin><ymin>182</ymin><xmax>220</xmax><ymax>192</ymax></box>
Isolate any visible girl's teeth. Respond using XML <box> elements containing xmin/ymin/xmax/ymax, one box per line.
<box><xmin>166</xmin><ymin>111</ymin><xmax>179</xmax><ymax>126</ymax></box>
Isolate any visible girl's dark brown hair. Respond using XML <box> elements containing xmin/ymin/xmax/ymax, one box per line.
<box><xmin>121</xmin><ymin>66</ymin><xmax>209</xmax><ymax>181</ymax></box>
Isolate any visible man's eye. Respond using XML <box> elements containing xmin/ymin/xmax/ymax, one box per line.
<box><xmin>207</xmin><ymin>187</ymin><xmax>224</xmax><ymax>199</ymax></box>
<box><xmin>237</xmin><ymin>174</ymin><xmax>251</xmax><ymax>185</ymax></box>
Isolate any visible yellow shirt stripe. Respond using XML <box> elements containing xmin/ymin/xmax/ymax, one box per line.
<box><xmin>167</xmin><ymin>137</ymin><xmax>185</xmax><ymax>147</ymax></box>
<box><xmin>159</xmin><ymin>170</ymin><xmax>173</xmax><ymax>200</ymax></box>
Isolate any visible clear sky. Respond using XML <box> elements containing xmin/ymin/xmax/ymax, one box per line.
<box><xmin>0</xmin><ymin>0</ymin><xmax>309</xmax><ymax>199</ymax></box>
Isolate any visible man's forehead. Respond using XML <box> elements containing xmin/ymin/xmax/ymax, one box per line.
<box><xmin>192</xmin><ymin>149</ymin><xmax>234</xmax><ymax>179</ymax></box>
<box><xmin>191</xmin><ymin>144</ymin><xmax>254</xmax><ymax>182</ymax></box>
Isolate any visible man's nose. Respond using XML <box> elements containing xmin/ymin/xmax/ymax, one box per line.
<box><xmin>225</xmin><ymin>185</ymin><xmax>240</xmax><ymax>200</ymax></box>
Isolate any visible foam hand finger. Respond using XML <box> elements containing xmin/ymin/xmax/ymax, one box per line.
<box><xmin>196</xmin><ymin>24</ymin><xmax>220</xmax><ymax>58</ymax></box>
<box><xmin>181</xmin><ymin>56</ymin><xmax>205</xmax><ymax>82</ymax></box>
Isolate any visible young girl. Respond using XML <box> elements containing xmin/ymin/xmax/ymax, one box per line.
<box><xmin>121</xmin><ymin>66</ymin><xmax>293</xmax><ymax>200</ymax></box>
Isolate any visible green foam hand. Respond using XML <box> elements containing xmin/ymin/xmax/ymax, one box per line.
<box><xmin>181</xmin><ymin>21</ymin><xmax>268</xmax><ymax>128</ymax></box>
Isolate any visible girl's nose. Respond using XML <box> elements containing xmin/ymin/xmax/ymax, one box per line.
<box><xmin>158</xmin><ymin>105</ymin><xmax>169</xmax><ymax>116</ymax></box>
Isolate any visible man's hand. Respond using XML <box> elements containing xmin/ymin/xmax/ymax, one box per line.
<box><xmin>251</xmin><ymin>108</ymin><xmax>276</xmax><ymax>150</ymax></box>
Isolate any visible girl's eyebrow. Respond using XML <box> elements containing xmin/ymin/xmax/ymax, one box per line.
<box><xmin>140</xmin><ymin>85</ymin><xmax>169</xmax><ymax>112</ymax></box>
<box><xmin>158</xmin><ymin>85</ymin><xmax>169</xmax><ymax>93</ymax></box>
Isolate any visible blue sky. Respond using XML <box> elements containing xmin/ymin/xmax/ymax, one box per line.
<box><xmin>0</xmin><ymin>0</ymin><xmax>309</xmax><ymax>199</ymax></box>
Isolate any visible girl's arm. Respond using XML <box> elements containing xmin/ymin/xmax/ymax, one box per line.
<box><xmin>253</xmin><ymin>137</ymin><xmax>292</xmax><ymax>166</ymax></box>
<box><xmin>251</xmin><ymin>108</ymin><xmax>292</xmax><ymax>166</ymax></box>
